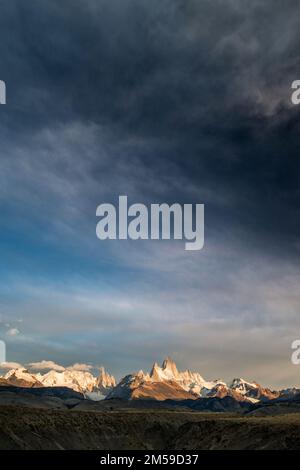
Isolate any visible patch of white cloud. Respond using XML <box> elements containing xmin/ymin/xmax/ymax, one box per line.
<box><xmin>0</xmin><ymin>361</ymin><xmax>23</xmax><ymax>369</ymax></box>
<box><xmin>6</xmin><ymin>328</ymin><xmax>20</xmax><ymax>336</ymax></box>
<box><xmin>27</xmin><ymin>360</ymin><xmax>65</xmax><ymax>371</ymax></box>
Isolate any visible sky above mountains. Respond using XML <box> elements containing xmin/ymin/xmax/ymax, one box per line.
<box><xmin>0</xmin><ymin>0</ymin><xmax>300</xmax><ymax>388</ymax></box>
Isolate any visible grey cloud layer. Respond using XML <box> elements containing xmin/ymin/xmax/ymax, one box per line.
<box><xmin>1</xmin><ymin>0</ymin><xmax>299</xmax><ymax>255</ymax></box>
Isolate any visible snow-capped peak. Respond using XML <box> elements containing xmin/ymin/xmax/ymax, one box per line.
<box><xmin>161</xmin><ymin>357</ymin><xmax>179</xmax><ymax>379</ymax></box>
<box><xmin>97</xmin><ymin>366</ymin><xmax>116</xmax><ymax>389</ymax></box>
<box><xmin>1</xmin><ymin>364</ymin><xmax>116</xmax><ymax>399</ymax></box>
<box><xmin>40</xmin><ymin>369</ymin><xmax>96</xmax><ymax>392</ymax></box>
<box><xmin>230</xmin><ymin>378</ymin><xmax>258</xmax><ymax>394</ymax></box>
<box><xmin>147</xmin><ymin>357</ymin><xmax>224</xmax><ymax>396</ymax></box>
<box><xmin>4</xmin><ymin>368</ymin><xmax>38</xmax><ymax>383</ymax></box>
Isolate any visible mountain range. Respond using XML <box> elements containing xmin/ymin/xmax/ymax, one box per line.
<box><xmin>105</xmin><ymin>357</ymin><xmax>280</xmax><ymax>402</ymax></box>
<box><xmin>1</xmin><ymin>365</ymin><xmax>116</xmax><ymax>400</ymax></box>
<box><xmin>0</xmin><ymin>356</ymin><xmax>292</xmax><ymax>406</ymax></box>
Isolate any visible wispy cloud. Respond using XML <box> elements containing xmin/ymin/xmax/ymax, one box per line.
<box><xmin>0</xmin><ymin>361</ymin><xmax>23</xmax><ymax>370</ymax></box>
<box><xmin>67</xmin><ymin>363</ymin><xmax>93</xmax><ymax>372</ymax></box>
<box><xmin>27</xmin><ymin>360</ymin><xmax>65</xmax><ymax>372</ymax></box>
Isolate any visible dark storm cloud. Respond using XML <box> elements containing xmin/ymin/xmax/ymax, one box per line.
<box><xmin>1</xmin><ymin>0</ymin><xmax>300</xmax><ymax>260</ymax></box>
